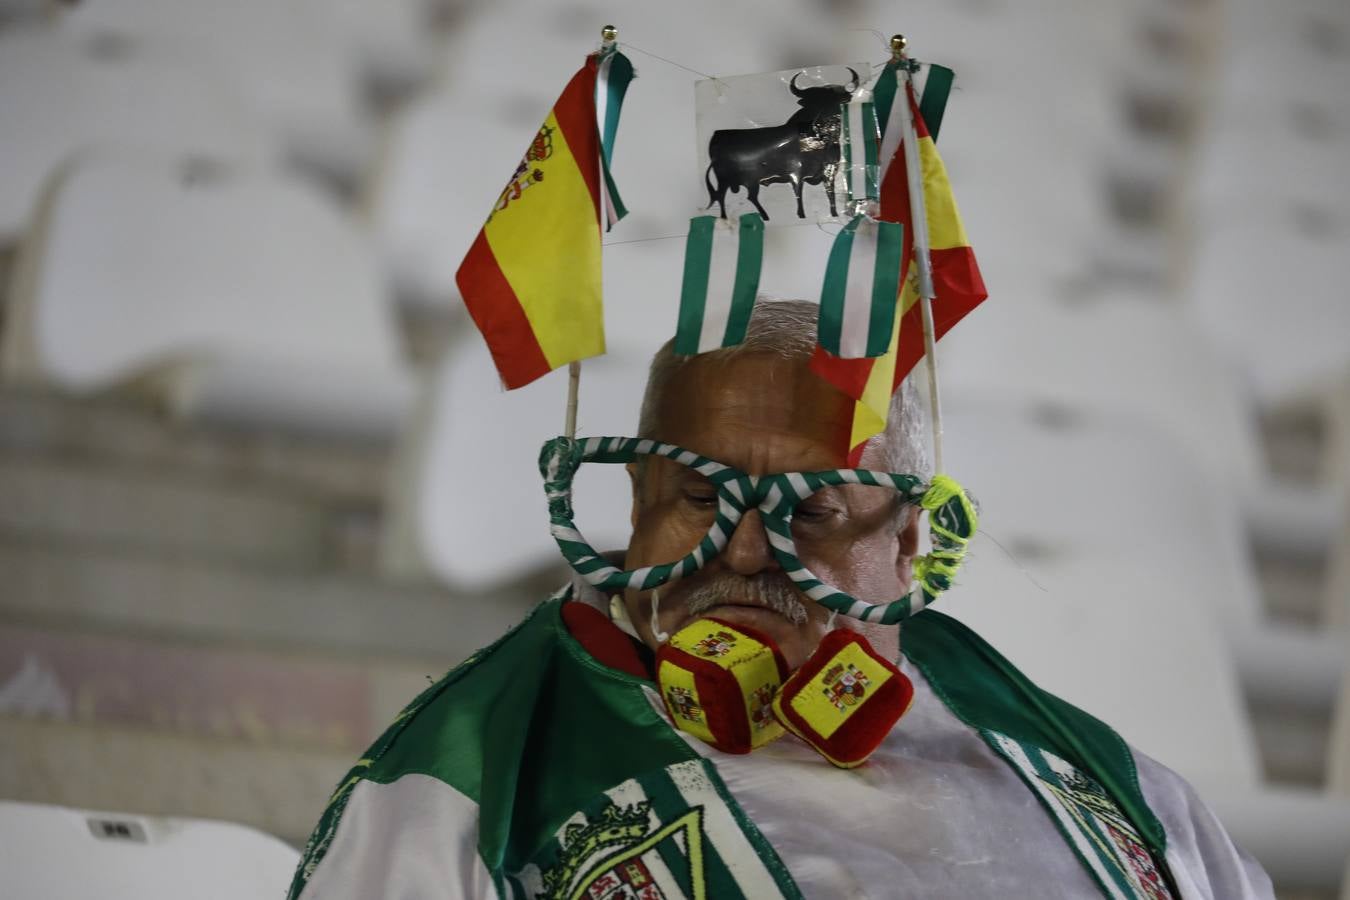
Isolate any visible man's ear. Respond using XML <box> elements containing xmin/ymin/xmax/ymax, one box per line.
<box><xmin>895</xmin><ymin>506</ymin><xmax>921</xmax><ymax>587</ymax></box>
<box><xmin>626</xmin><ymin>461</ymin><xmax>640</xmax><ymax>529</ymax></box>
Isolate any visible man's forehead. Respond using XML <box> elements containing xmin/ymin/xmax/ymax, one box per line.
<box><xmin>648</xmin><ymin>353</ymin><xmax>854</xmax><ymax>471</ymax></box>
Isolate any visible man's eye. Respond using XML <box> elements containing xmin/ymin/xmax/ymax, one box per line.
<box><xmin>795</xmin><ymin>504</ymin><xmax>838</xmax><ymax>522</ymax></box>
<box><xmin>682</xmin><ymin>490</ymin><xmax>717</xmax><ymax>507</ymax></box>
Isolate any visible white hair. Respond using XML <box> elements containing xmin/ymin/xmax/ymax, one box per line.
<box><xmin>638</xmin><ymin>297</ymin><xmax>930</xmax><ymax>477</ymax></box>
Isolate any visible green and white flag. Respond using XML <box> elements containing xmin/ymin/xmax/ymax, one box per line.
<box><xmin>818</xmin><ymin>215</ymin><xmax>905</xmax><ymax>359</ymax></box>
<box><xmin>874</xmin><ymin>61</ymin><xmax>955</xmax><ymax>181</ymax></box>
<box><xmin>675</xmin><ymin>213</ymin><xmax>764</xmax><ymax>355</ymax></box>
<box><xmin>595</xmin><ymin>47</ymin><xmax>635</xmax><ymax>231</ymax></box>
<box><xmin>841</xmin><ymin>94</ymin><xmax>880</xmax><ymax>207</ymax></box>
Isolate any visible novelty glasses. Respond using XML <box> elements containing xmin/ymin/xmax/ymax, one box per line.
<box><xmin>540</xmin><ymin>436</ymin><xmax>978</xmax><ymax>624</ymax></box>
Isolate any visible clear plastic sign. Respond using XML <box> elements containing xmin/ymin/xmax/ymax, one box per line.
<box><xmin>694</xmin><ymin>63</ymin><xmax>871</xmax><ymax>226</ymax></box>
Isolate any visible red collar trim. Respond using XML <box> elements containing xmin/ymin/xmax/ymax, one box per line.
<box><xmin>560</xmin><ymin>601</ymin><xmax>654</xmax><ymax>680</ymax></box>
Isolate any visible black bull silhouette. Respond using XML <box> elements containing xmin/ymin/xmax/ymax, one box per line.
<box><xmin>705</xmin><ymin>68</ymin><xmax>860</xmax><ymax>221</ymax></box>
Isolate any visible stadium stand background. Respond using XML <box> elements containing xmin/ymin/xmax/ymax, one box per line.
<box><xmin>0</xmin><ymin>0</ymin><xmax>1347</xmax><ymax>895</ymax></box>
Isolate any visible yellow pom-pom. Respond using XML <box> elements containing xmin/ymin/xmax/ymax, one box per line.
<box><xmin>920</xmin><ymin>474</ymin><xmax>963</xmax><ymax>511</ymax></box>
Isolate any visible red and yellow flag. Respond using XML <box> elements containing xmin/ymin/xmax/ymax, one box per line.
<box><xmin>456</xmin><ymin>52</ymin><xmax>629</xmax><ymax>389</ymax></box>
<box><xmin>810</xmin><ymin>74</ymin><xmax>986</xmax><ymax>464</ymax></box>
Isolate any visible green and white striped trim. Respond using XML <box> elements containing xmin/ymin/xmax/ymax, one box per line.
<box><xmin>982</xmin><ymin>730</ymin><xmax>1175</xmax><ymax>900</ymax></box>
<box><xmin>675</xmin><ymin>214</ymin><xmax>764</xmax><ymax>355</ymax></box>
<box><xmin>539</xmin><ymin>436</ymin><xmax>978</xmax><ymax>625</ymax></box>
<box><xmin>817</xmin><ymin>214</ymin><xmax>904</xmax><ymax>359</ymax></box>
<box><xmin>840</xmin><ymin>96</ymin><xmax>880</xmax><ymax>207</ymax></box>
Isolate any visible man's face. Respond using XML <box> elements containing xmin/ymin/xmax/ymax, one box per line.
<box><xmin>623</xmin><ymin>353</ymin><xmax>917</xmax><ymax>670</ymax></box>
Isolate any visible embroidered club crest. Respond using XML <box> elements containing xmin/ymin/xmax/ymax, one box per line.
<box><xmin>512</xmin><ymin>760</ymin><xmax>796</xmax><ymax>900</ymax></box>
<box><xmin>665</xmin><ymin>686</ymin><xmax>703</xmax><ymax>723</ymax></box>
<box><xmin>821</xmin><ymin>662</ymin><xmax>870</xmax><ymax>710</ymax></box>
<box><xmin>691</xmin><ymin>629</ymin><xmax>738</xmax><ymax>658</ymax></box>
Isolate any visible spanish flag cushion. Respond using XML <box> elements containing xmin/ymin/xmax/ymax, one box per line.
<box><xmin>771</xmin><ymin>628</ymin><xmax>914</xmax><ymax>768</ymax></box>
<box><xmin>655</xmin><ymin>617</ymin><xmax>788</xmax><ymax>754</ymax></box>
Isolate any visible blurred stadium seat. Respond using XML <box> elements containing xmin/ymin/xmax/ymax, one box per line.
<box><xmin>941</xmin><ymin>288</ymin><xmax>1264</xmax><ymax>482</ymax></box>
<box><xmin>0</xmin><ymin>800</ymin><xmax>298</xmax><ymax>898</ymax></box>
<box><xmin>0</xmin><ymin>25</ymin><xmax>277</xmax><ymax>245</ymax></box>
<box><xmin>380</xmin><ymin>336</ymin><xmax>653</xmax><ymax>588</ymax></box>
<box><xmin>300</xmin><ymin>0</ymin><xmax>443</xmax><ymax>97</ymax></box>
<box><xmin>1183</xmin><ymin>0</ymin><xmax>1350</xmax><ymax>404</ymax></box>
<box><xmin>1</xmin><ymin>0</ymin><xmax>1348</xmax><ymax>894</ymax></box>
<box><xmin>62</xmin><ymin>0</ymin><xmax>375</xmax><ymax>184</ymax></box>
<box><xmin>2</xmin><ymin>155</ymin><xmax>412</xmax><ymax>440</ymax></box>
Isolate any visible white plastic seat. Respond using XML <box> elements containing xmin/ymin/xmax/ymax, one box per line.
<box><xmin>298</xmin><ymin>0</ymin><xmax>441</xmax><ymax>94</ymax></box>
<box><xmin>1192</xmin><ymin>106</ymin><xmax>1348</xmax><ymax>216</ymax></box>
<box><xmin>0</xmin><ymin>27</ymin><xmax>277</xmax><ymax>244</ymax></box>
<box><xmin>939</xmin><ymin>287</ymin><xmax>1264</xmax><ymax>481</ymax></box>
<box><xmin>0</xmin><ymin>800</ymin><xmax>298</xmax><ymax>899</ymax></box>
<box><xmin>382</xmin><ymin>336</ymin><xmax>659</xmax><ymax>589</ymax></box>
<box><xmin>2</xmin><ymin>155</ymin><xmax>412</xmax><ymax>440</ymax></box>
<box><xmin>1180</xmin><ymin>0</ymin><xmax>1350</xmax><ymax>404</ymax></box>
<box><xmin>62</xmin><ymin>0</ymin><xmax>373</xmax><ymax>182</ymax></box>
<box><xmin>941</xmin><ymin>398</ymin><xmax>1263</xmax><ymax>624</ymax></box>
<box><xmin>937</xmin><ymin>401</ymin><xmax>1263</xmax><ymax>785</ymax></box>
<box><xmin>1187</xmin><ymin>216</ymin><xmax>1349</xmax><ymax>403</ymax></box>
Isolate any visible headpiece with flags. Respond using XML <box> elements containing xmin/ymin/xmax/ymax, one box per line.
<box><xmin>455</xmin><ymin>47</ymin><xmax>634</xmax><ymax>390</ymax></box>
<box><xmin>809</xmin><ymin>60</ymin><xmax>986</xmax><ymax>465</ymax></box>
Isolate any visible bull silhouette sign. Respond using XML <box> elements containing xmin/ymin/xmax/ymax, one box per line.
<box><xmin>696</xmin><ymin>65</ymin><xmax>864</xmax><ymax>222</ymax></box>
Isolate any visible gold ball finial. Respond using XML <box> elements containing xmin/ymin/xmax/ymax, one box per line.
<box><xmin>601</xmin><ymin>25</ymin><xmax>618</xmax><ymax>42</ymax></box>
<box><xmin>890</xmin><ymin>34</ymin><xmax>907</xmax><ymax>57</ymax></box>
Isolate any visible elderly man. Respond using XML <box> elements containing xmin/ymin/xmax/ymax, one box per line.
<box><xmin>287</xmin><ymin>300</ymin><xmax>1272</xmax><ymax>899</ymax></box>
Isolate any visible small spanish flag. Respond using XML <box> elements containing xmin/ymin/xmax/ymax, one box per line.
<box><xmin>455</xmin><ymin>49</ymin><xmax>633</xmax><ymax>389</ymax></box>
<box><xmin>810</xmin><ymin>63</ymin><xmax>986</xmax><ymax>464</ymax></box>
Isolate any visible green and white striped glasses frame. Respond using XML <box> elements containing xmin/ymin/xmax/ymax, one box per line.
<box><xmin>539</xmin><ymin>436</ymin><xmax>979</xmax><ymax>625</ymax></box>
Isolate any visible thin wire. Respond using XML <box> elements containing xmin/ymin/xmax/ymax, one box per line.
<box><xmin>603</xmin><ymin>217</ymin><xmax>835</xmax><ymax>248</ymax></box>
<box><xmin>975</xmin><ymin>530</ymin><xmax>1050</xmax><ymax>594</ymax></box>
<box><xmin>846</xmin><ymin>28</ymin><xmax>892</xmax><ymax>54</ymax></box>
<box><xmin>622</xmin><ymin>41</ymin><xmax>727</xmax><ymax>88</ymax></box>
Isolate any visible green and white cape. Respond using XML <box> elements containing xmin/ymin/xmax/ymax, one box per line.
<box><xmin>288</xmin><ymin>584</ymin><xmax>1272</xmax><ymax>900</ymax></box>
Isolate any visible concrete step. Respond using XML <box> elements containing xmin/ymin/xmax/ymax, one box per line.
<box><xmin>0</xmin><ymin>387</ymin><xmax>389</xmax><ymax>505</ymax></box>
<box><xmin>0</xmin><ymin>535</ymin><xmax>545</xmax><ymax>659</ymax></box>
<box><xmin>0</xmin><ymin>455</ymin><xmax>336</xmax><ymax>567</ymax></box>
<box><xmin>1254</xmin><ymin>546</ymin><xmax>1330</xmax><ymax>627</ymax></box>
<box><xmin>1250</xmin><ymin>702</ymin><xmax>1332</xmax><ymax>788</ymax></box>
<box><xmin>0</xmin><ymin>715</ymin><xmax>347</xmax><ymax>846</ymax></box>
<box><xmin>0</xmin><ymin>621</ymin><xmax>449</xmax><ymax>756</ymax></box>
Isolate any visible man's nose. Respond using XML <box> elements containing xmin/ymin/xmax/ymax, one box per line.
<box><xmin>721</xmin><ymin>509</ymin><xmax>780</xmax><ymax>576</ymax></box>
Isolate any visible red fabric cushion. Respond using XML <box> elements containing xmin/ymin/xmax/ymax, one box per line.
<box><xmin>773</xmin><ymin>628</ymin><xmax>914</xmax><ymax>768</ymax></box>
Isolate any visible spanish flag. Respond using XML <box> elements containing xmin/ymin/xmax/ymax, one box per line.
<box><xmin>810</xmin><ymin>64</ymin><xmax>986</xmax><ymax>464</ymax></box>
<box><xmin>456</xmin><ymin>49</ymin><xmax>633</xmax><ymax>389</ymax></box>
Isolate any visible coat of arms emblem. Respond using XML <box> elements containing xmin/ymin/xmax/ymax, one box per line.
<box><xmin>691</xmin><ymin>629</ymin><xmax>737</xmax><ymax>658</ymax></box>
<box><xmin>665</xmin><ymin>686</ymin><xmax>703</xmax><ymax>723</ymax></box>
<box><xmin>821</xmin><ymin>662</ymin><xmax>870</xmax><ymax>710</ymax></box>
<box><xmin>492</xmin><ymin>124</ymin><xmax>555</xmax><ymax>217</ymax></box>
<box><xmin>750</xmin><ymin>684</ymin><xmax>777</xmax><ymax>731</ymax></box>
<box><xmin>583</xmin><ymin>856</ymin><xmax>665</xmax><ymax>899</ymax></box>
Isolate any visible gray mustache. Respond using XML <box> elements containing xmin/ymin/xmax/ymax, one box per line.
<box><xmin>682</xmin><ymin>574</ymin><xmax>809</xmax><ymax>625</ymax></box>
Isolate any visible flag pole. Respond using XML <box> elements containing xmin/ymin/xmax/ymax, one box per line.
<box><xmin>564</xmin><ymin>361</ymin><xmax>581</xmax><ymax>438</ymax></box>
<box><xmin>893</xmin><ymin>33</ymin><xmax>945</xmax><ymax>473</ymax></box>
<box><xmin>564</xmin><ymin>24</ymin><xmax>620</xmax><ymax>441</ymax></box>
